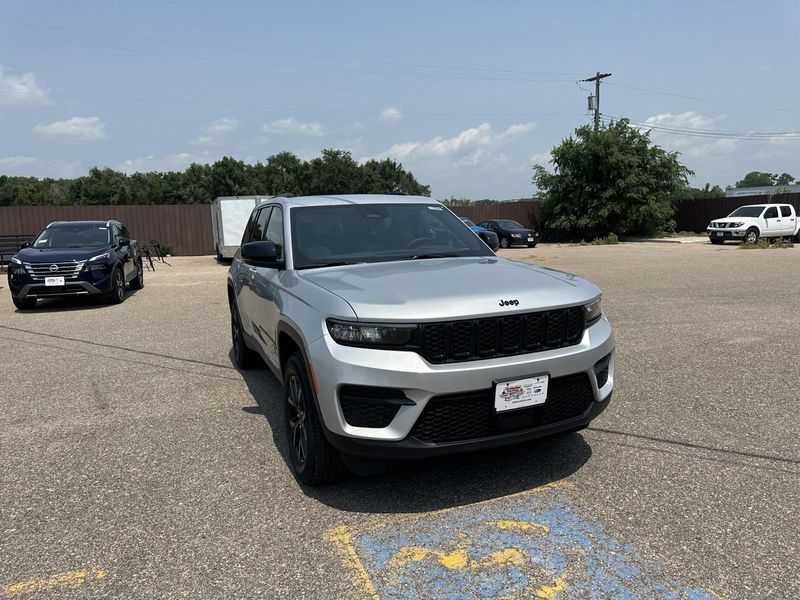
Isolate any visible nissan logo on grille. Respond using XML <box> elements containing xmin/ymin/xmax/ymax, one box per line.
<box><xmin>49</xmin><ymin>264</ymin><xmax>59</xmax><ymax>272</ymax></box>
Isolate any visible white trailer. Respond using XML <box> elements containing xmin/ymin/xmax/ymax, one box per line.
<box><xmin>211</xmin><ymin>196</ymin><xmax>271</xmax><ymax>260</ymax></box>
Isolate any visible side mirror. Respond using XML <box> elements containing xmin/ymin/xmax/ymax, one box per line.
<box><xmin>118</xmin><ymin>237</ymin><xmax>130</xmax><ymax>247</ymax></box>
<box><xmin>19</xmin><ymin>241</ymin><xmax>30</xmax><ymax>249</ymax></box>
<box><xmin>241</xmin><ymin>241</ymin><xmax>282</xmax><ymax>267</ymax></box>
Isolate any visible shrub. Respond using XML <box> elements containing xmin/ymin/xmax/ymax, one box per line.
<box><xmin>591</xmin><ymin>233</ymin><xmax>619</xmax><ymax>245</ymax></box>
<box><xmin>738</xmin><ymin>237</ymin><xmax>793</xmax><ymax>250</ymax></box>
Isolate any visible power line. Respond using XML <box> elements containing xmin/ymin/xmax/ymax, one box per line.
<box><xmin>605</xmin><ymin>82</ymin><xmax>800</xmax><ymax>114</ymax></box>
<box><xmin>0</xmin><ymin>19</ymin><xmax>592</xmax><ymax>78</ymax></box>
<box><xmin>0</xmin><ymin>32</ymin><xmax>580</xmax><ymax>84</ymax></box>
<box><xmin>6</xmin><ymin>88</ymin><xmax>585</xmax><ymax>120</ymax></box>
<box><xmin>600</xmin><ymin>115</ymin><xmax>800</xmax><ymax>140</ymax></box>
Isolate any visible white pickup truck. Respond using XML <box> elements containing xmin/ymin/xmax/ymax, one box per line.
<box><xmin>707</xmin><ymin>203</ymin><xmax>800</xmax><ymax>244</ymax></box>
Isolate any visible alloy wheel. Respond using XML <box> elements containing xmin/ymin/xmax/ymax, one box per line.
<box><xmin>287</xmin><ymin>375</ymin><xmax>308</xmax><ymax>466</ymax></box>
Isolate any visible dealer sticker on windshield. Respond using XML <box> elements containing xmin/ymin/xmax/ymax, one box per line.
<box><xmin>494</xmin><ymin>374</ymin><xmax>549</xmax><ymax>412</ymax></box>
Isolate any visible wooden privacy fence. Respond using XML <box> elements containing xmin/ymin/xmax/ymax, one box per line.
<box><xmin>0</xmin><ymin>205</ymin><xmax>214</xmax><ymax>256</ymax></box>
<box><xmin>450</xmin><ymin>201</ymin><xmax>541</xmax><ymax>229</ymax></box>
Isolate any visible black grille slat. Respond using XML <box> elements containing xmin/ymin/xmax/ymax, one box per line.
<box><xmin>411</xmin><ymin>373</ymin><xmax>593</xmax><ymax>443</ymax></box>
<box><xmin>420</xmin><ymin>307</ymin><xmax>585</xmax><ymax>364</ymax></box>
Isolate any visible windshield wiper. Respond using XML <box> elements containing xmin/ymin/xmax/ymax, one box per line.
<box><xmin>296</xmin><ymin>260</ymin><xmax>365</xmax><ymax>270</ymax></box>
<box><xmin>398</xmin><ymin>252</ymin><xmax>459</xmax><ymax>260</ymax></box>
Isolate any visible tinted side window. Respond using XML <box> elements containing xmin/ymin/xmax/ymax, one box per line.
<box><xmin>111</xmin><ymin>224</ymin><xmax>121</xmax><ymax>245</ymax></box>
<box><xmin>241</xmin><ymin>210</ymin><xmax>257</xmax><ymax>244</ymax></box>
<box><xmin>263</xmin><ymin>206</ymin><xmax>284</xmax><ymax>260</ymax></box>
<box><xmin>764</xmin><ymin>207</ymin><xmax>778</xmax><ymax>218</ymax></box>
<box><xmin>781</xmin><ymin>205</ymin><xmax>792</xmax><ymax>217</ymax></box>
<box><xmin>119</xmin><ymin>224</ymin><xmax>130</xmax><ymax>239</ymax></box>
<box><xmin>251</xmin><ymin>207</ymin><xmax>272</xmax><ymax>242</ymax></box>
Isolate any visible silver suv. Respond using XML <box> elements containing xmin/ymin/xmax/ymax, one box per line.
<box><xmin>227</xmin><ymin>195</ymin><xmax>615</xmax><ymax>485</ymax></box>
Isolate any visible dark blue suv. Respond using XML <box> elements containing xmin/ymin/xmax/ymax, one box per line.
<box><xmin>7</xmin><ymin>220</ymin><xmax>144</xmax><ymax>310</ymax></box>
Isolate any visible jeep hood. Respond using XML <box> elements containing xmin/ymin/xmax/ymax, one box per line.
<box><xmin>300</xmin><ymin>257</ymin><xmax>599</xmax><ymax>321</ymax></box>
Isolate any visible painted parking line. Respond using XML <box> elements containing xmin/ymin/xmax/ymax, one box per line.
<box><xmin>2</xmin><ymin>568</ymin><xmax>106</xmax><ymax>598</ymax></box>
<box><xmin>328</xmin><ymin>485</ymin><xmax>720</xmax><ymax>600</ymax></box>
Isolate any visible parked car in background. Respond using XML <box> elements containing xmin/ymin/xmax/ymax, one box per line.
<box><xmin>478</xmin><ymin>219</ymin><xmax>539</xmax><ymax>249</ymax></box>
<box><xmin>707</xmin><ymin>203</ymin><xmax>800</xmax><ymax>244</ymax></box>
<box><xmin>6</xmin><ymin>220</ymin><xmax>143</xmax><ymax>309</ymax></box>
<box><xmin>228</xmin><ymin>194</ymin><xmax>614</xmax><ymax>485</ymax></box>
<box><xmin>459</xmin><ymin>217</ymin><xmax>500</xmax><ymax>250</ymax></box>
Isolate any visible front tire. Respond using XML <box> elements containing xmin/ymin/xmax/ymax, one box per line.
<box><xmin>499</xmin><ymin>237</ymin><xmax>510</xmax><ymax>249</ymax></box>
<box><xmin>284</xmin><ymin>352</ymin><xmax>345</xmax><ymax>486</ymax></box>
<box><xmin>12</xmin><ymin>296</ymin><xmax>36</xmax><ymax>310</ymax></box>
<box><xmin>744</xmin><ymin>228</ymin><xmax>759</xmax><ymax>244</ymax></box>
<box><xmin>106</xmin><ymin>267</ymin><xmax>125</xmax><ymax>304</ymax></box>
<box><xmin>129</xmin><ymin>260</ymin><xmax>144</xmax><ymax>290</ymax></box>
<box><xmin>710</xmin><ymin>238</ymin><xmax>723</xmax><ymax>245</ymax></box>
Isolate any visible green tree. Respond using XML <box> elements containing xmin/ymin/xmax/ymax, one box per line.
<box><xmin>533</xmin><ymin>119</ymin><xmax>692</xmax><ymax>238</ymax></box>
<box><xmin>360</xmin><ymin>158</ymin><xmax>430</xmax><ymax>196</ymax></box>
<box><xmin>774</xmin><ymin>172</ymin><xmax>795</xmax><ymax>186</ymax></box>
<box><xmin>441</xmin><ymin>196</ymin><xmax>473</xmax><ymax>208</ymax></box>
<box><xmin>735</xmin><ymin>171</ymin><xmax>780</xmax><ymax>188</ymax></box>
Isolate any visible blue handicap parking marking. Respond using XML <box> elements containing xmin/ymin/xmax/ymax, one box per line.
<box><xmin>330</xmin><ymin>485</ymin><xmax>720</xmax><ymax>600</ymax></box>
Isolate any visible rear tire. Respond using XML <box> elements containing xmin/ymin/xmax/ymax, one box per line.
<box><xmin>284</xmin><ymin>352</ymin><xmax>346</xmax><ymax>486</ymax></box>
<box><xmin>12</xmin><ymin>296</ymin><xmax>36</xmax><ymax>310</ymax></box>
<box><xmin>129</xmin><ymin>260</ymin><xmax>144</xmax><ymax>290</ymax></box>
<box><xmin>230</xmin><ymin>299</ymin><xmax>259</xmax><ymax>369</ymax></box>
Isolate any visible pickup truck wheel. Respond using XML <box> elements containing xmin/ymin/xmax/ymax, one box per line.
<box><xmin>499</xmin><ymin>237</ymin><xmax>510</xmax><ymax>249</ymax></box>
<box><xmin>284</xmin><ymin>352</ymin><xmax>345</xmax><ymax>486</ymax></box>
<box><xmin>710</xmin><ymin>239</ymin><xmax>723</xmax><ymax>245</ymax></box>
<box><xmin>129</xmin><ymin>259</ymin><xmax>144</xmax><ymax>290</ymax></box>
<box><xmin>230</xmin><ymin>300</ymin><xmax>258</xmax><ymax>369</ymax></box>
<box><xmin>106</xmin><ymin>267</ymin><xmax>125</xmax><ymax>304</ymax></box>
<box><xmin>12</xmin><ymin>297</ymin><xmax>36</xmax><ymax>310</ymax></box>
<box><xmin>744</xmin><ymin>228</ymin><xmax>759</xmax><ymax>244</ymax></box>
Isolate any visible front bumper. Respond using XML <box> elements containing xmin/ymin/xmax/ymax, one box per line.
<box><xmin>707</xmin><ymin>229</ymin><xmax>745</xmax><ymax>240</ymax></box>
<box><xmin>307</xmin><ymin>316</ymin><xmax>615</xmax><ymax>458</ymax></box>
<box><xmin>8</xmin><ymin>271</ymin><xmax>114</xmax><ymax>299</ymax></box>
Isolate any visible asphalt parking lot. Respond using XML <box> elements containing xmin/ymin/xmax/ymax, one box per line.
<box><xmin>1</xmin><ymin>242</ymin><xmax>798</xmax><ymax>599</ymax></box>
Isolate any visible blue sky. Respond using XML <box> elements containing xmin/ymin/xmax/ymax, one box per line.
<box><xmin>1</xmin><ymin>1</ymin><xmax>798</xmax><ymax>198</ymax></box>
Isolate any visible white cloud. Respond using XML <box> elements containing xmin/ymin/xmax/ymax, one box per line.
<box><xmin>0</xmin><ymin>65</ymin><xmax>51</xmax><ymax>105</ymax></box>
<box><xmin>262</xmin><ymin>117</ymin><xmax>325</xmax><ymax>137</ymax></box>
<box><xmin>117</xmin><ymin>151</ymin><xmax>212</xmax><ymax>174</ymax></box>
<box><xmin>379</xmin><ymin>107</ymin><xmax>402</xmax><ymax>122</ymax></box>
<box><xmin>33</xmin><ymin>116</ymin><xmax>107</xmax><ymax>143</ymax></box>
<box><xmin>638</xmin><ymin>111</ymin><xmax>738</xmax><ymax>159</ymax></box>
<box><xmin>192</xmin><ymin>117</ymin><xmax>239</xmax><ymax>145</ymax></box>
<box><xmin>531</xmin><ymin>151</ymin><xmax>552</xmax><ymax>164</ymax></box>
<box><xmin>0</xmin><ymin>155</ymin><xmax>38</xmax><ymax>173</ymax></box>
<box><xmin>370</xmin><ymin>122</ymin><xmax>537</xmax><ymax>163</ymax></box>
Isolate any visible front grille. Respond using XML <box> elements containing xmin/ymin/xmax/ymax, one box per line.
<box><xmin>339</xmin><ymin>385</ymin><xmax>406</xmax><ymax>428</ymax></box>
<box><xmin>420</xmin><ymin>306</ymin><xmax>584</xmax><ymax>363</ymax></box>
<box><xmin>410</xmin><ymin>373</ymin><xmax>593</xmax><ymax>444</ymax></box>
<box><xmin>23</xmin><ymin>261</ymin><xmax>86</xmax><ymax>281</ymax></box>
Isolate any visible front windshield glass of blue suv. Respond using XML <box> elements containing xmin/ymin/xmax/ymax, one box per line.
<box><xmin>33</xmin><ymin>225</ymin><xmax>110</xmax><ymax>249</ymax></box>
<box><xmin>291</xmin><ymin>203</ymin><xmax>493</xmax><ymax>269</ymax></box>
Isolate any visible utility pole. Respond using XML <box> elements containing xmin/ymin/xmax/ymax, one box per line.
<box><xmin>581</xmin><ymin>71</ymin><xmax>612</xmax><ymax>131</ymax></box>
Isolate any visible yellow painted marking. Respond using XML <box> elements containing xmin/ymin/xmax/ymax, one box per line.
<box><xmin>3</xmin><ymin>568</ymin><xmax>106</xmax><ymax>598</ymax></box>
<box><xmin>535</xmin><ymin>575</ymin><xmax>567</xmax><ymax>599</ymax></box>
<box><xmin>480</xmin><ymin>548</ymin><xmax>526</xmax><ymax>568</ymax></box>
<box><xmin>326</xmin><ymin>526</ymin><xmax>380</xmax><ymax>600</ymax></box>
<box><xmin>388</xmin><ymin>545</ymin><xmax>529</xmax><ymax>571</ymax></box>
<box><xmin>490</xmin><ymin>519</ymin><xmax>550</xmax><ymax>534</ymax></box>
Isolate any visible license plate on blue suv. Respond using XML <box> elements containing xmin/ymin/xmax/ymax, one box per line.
<box><xmin>45</xmin><ymin>276</ymin><xmax>65</xmax><ymax>286</ymax></box>
<box><xmin>494</xmin><ymin>375</ymin><xmax>549</xmax><ymax>412</ymax></box>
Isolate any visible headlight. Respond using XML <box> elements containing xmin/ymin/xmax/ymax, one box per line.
<box><xmin>327</xmin><ymin>319</ymin><xmax>417</xmax><ymax>347</ymax></box>
<box><xmin>88</xmin><ymin>252</ymin><xmax>111</xmax><ymax>262</ymax></box>
<box><xmin>10</xmin><ymin>256</ymin><xmax>22</xmax><ymax>265</ymax></box>
<box><xmin>730</xmin><ymin>222</ymin><xmax>744</xmax><ymax>228</ymax></box>
<box><xmin>584</xmin><ymin>298</ymin><xmax>602</xmax><ymax>326</ymax></box>
<box><xmin>511</xmin><ymin>233</ymin><xmax>522</xmax><ymax>238</ymax></box>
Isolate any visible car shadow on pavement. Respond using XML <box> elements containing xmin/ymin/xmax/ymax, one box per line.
<box><xmin>237</xmin><ymin>356</ymin><xmax>592</xmax><ymax>514</ymax></box>
<box><xmin>13</xmin><ymin>289</ymin><xmax>141</xmax><ymax>313</ymax></box>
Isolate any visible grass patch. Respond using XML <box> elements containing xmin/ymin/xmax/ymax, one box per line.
<box><xmin>590</xmin><ymin>233</ymin><xmax>619</xmax><ymax>245</ymax></box>
<box><xmin>738</xmin><ymin>237</ymin><xmax>794</xmax><ymax>250</ymax></box>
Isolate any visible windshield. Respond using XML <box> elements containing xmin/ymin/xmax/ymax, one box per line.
<box><xmin>290</xmin><ymin>203</ymin><xmax>493</xmax><ymax>269</ymax></box>
<box><xmin>460</xmin><ymin>217</ymin><xmax>477</xmax><ymax>227</ymax></box>
<box><xmin>728</xmin><ymin>206</ymin><xmax>765</xmax><ymax>218</ymax></box>
<box><xmin>33</xmin><ymin>224</ymin><xmax>110</xmax><ymax>249</ymax></box>
<box><xmin>497</xmin><ymin>220</ymin><xmax>525</xmax><ymax>229</ymax></box>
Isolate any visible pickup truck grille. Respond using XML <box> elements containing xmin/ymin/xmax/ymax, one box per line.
<box><xmin>23</xmin><ymin>261</ymin><xmax>86</xmax><ymax>281</ymax></box>
<box><xmin>410</xmin><ymin>373</ymin><xmax>593</xmax><ymax>444</ymax></box>
<box><xmin>420</xmin><ymin>306</ymin><xmax>584</xmax><ymax>363</ymax></box>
